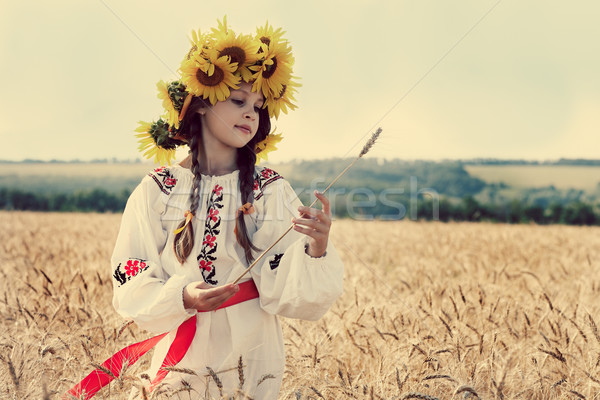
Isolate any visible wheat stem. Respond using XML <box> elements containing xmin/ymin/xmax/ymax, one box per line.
<box><xmin>231</xmin><ymin>128</ymin><xmax>382</xmax><ymax>285</ymax></box>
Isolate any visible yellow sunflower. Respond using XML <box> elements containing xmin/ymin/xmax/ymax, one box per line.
<box><xmin>210</xmin><ymin>16</ymin><xmax>231</xmax><ymax>40</ymax></box>
<box><xmin>264</xmin><ymin>76</ymin><xmax>301</xmax><ymax>119</ymax></box>
<box><xmin>255</xmin><ymin>131</ymin><xmax>283</xmax><ymax>164</ymax></box>
<box><xmin>212</xmin><ymin>32</ymin><xmax>262</xmax><ymax>82</ymax></box>
<box><xmin>189</xmin><ymin>28</ymin><xmax>213</xmax><ymax>50</ymax></box>
<box><xmin>156</xmin><ymin>80</ymin><xmax>179</xmax><ymax>129</ymax></box>
<box><xmin>135</xmin><ymin>121</ymin><xmax>177</xmax><ymax>165</ymax></box>
<box><xmin>180</xmin><ymin>50</ymin><xmax>241</xmax><ymax>105</ymax></box>
<box><xmin>184</xmin><ymin>29</ymin><xmax>203</xmax><ymax>61</ymax></box>
<box><xmin>255</xmin><ymin>21</ymin><xmax>286</xmax><ymax>48</ymax></box>
<box><xmin>251</xmin><ymin>38</ymin><xmax>294</xmax><ymax>100</ymax></box>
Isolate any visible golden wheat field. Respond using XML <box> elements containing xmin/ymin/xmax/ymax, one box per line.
<box><xmin>1</xmin><ymin>211</ymin><xmax>600</xmax><ymax>399</ymax></box>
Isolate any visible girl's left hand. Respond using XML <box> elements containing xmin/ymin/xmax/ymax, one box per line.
<box><xmin>292</xmin><ymin>191</ymin><xmax>331</xmax><ymax>258</ymax></box>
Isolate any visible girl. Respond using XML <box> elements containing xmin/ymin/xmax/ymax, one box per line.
<box><xmin>111</xmin><ymin>18</ymin><xmax>344</xmax><ymax>399</ymax></box>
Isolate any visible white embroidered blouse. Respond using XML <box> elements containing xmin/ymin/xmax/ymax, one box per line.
<box><xmin>111</xmin><ymin>164</ymin><xmax>344</xmax><ymax>399</ymax></box>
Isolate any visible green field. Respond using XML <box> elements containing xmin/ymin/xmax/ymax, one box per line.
<box><xmin>465</xmin><ymin>165</ymin><xmax>600</xmax><ymax>191</ymax></box>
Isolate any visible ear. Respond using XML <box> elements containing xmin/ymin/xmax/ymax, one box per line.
<box><xmin>195</xmin><ymin>103</ymin><xmax>207</xmax><ymax>116</ymax></box>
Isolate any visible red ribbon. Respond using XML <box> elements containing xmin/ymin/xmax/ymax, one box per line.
<box><xmin>64</xmin><ymin>280</ymin><xmax>259</xmax><ymax>399</ymax></box>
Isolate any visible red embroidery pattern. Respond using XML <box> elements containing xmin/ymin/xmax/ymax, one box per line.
<box><xmin>203</xmin><ymin>235</ymin><xmax>217</xmax><ymax>248</ymax></box>
<box><xmin>197</xmin><ymin>184</ymin><xmax>223</xmax><ymax>284</ymax></box>
<box><xmin>214</xmin><ymin>185</ymin><xmax>223</xmax><ymax>196</ymax></box>
<box><xmin>208</xmin><ymin>208</ymin><xmax>219</xmax><ymax>222</ymax></box>
<box><xmin>253</xmin><ymin>167</ymin><xmax>283</xmax><ymax>200</ymax></box>
<box><xmin>149</xmin><ymin>167</ymin><xmax>177</xmax><ymax>195</ymax></box>
<box><xmin>124</xmin><ymin>259</ymin><xmax>146</xmax><ymax>276</ymax></box>
<box><xmin>199</xmin><ymin>259</ymin><xmax>212</xmax><ymax>271</ymax></box>
<box><xmin>113</xmin><ymin>258</ymin><xmax>150</xmax><ymax>287</ymax></box>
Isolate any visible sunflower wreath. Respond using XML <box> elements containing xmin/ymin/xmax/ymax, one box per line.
<box><xmin>135</xmin><ymin>16</ymin><xmax>300</xmax><ymax>165</ymax></box>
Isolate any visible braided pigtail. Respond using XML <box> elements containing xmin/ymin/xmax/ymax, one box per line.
<box><xmin>173</xmin><ymin>100</ymin><xmax>206</xmax><ymax>264</ymax></box>
<box><xmin>235</xmin><ymin>106</ymin><xmax>271</xmax><ymax>264</ymax></box>
<box><xmin>236</xmin><ymin>146</ymin><xmax>262</xmax><ymax>264</ymax></box>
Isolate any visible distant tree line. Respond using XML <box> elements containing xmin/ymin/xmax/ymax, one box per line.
<box><xmin>0</xmin><ymin>188</ymin><xmax>129</xmax><ymax>212</ymax></box>
<box><xmin>425</xmin><ymin>196</ymin><xmax>599</xmax><ymax>225</ymax></box>
<box><xmin>295</xmin><ymin>190</ymin><xmax>600</xmax><ymax>225</ymax></box>
<box><xmin>1</xmin><ymin>187</ymin><xmax>598</xmax><ymax>225</ymax></box>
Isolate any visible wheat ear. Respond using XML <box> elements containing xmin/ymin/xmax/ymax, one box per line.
<box><xmin>231</xmin><ymin>128</ymin><xmax>382</xmax><ymax>285</ymax></box>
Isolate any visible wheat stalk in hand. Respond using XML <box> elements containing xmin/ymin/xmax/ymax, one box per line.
<box><xmin>231</xmin><ymin>128</ymin><xmax>382</xmax><ymax>285</ymax></box>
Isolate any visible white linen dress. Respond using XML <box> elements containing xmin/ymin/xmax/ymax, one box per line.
<box><xmin>111</xmin><ymin>164</ymin><xmax>344</xmax><ymax>399</ymax></box>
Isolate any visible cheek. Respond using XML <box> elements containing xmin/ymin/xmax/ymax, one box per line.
<box><xmin>208</xmin><ymin>113</ymin><xmax>232</xmax><ymax>130</ymax></box>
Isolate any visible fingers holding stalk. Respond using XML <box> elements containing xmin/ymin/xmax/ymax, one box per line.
<box><xmin>292</xmin><ymin>191</ymin><xmax>331</xmax><ymax>257</ymax></box>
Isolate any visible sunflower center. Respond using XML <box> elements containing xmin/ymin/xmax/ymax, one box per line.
<box><xmin>260</xmin><ymin>37</ymin><xmax>270</xmax><ymax>46</ymax></box>
<box><xmin>262</xmin><ymin>57</ymin><xmax>278</xmax><ymax>79</ymax></box>
<box><xmin>219</xmin><ymin>46</ymin><xmax>246</xmax><ymax>66</ymax></box>
<box><xmin>196</xmin><ymin>65</ymin><xmax>225</xmax><ymax>87</ymax></box>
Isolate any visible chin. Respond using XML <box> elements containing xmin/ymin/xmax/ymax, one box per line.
<box><xmin>234</xmin><ymin>140</ymin><xmax>251</xmax><ymax>149</ymax></box>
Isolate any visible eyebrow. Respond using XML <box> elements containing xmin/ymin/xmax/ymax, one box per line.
<box><xmin>237</xmin><ymin>88</ymin><xmax>264</xmax><ymax>103</ymax></box>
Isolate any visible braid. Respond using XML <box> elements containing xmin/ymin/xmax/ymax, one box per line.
<box><xmin>236</xmin><ymin>146</ymin><xmax>261</xmax><ymax>264</ymax></box>
<box><xmin>234</xmin><ymin>106</ymin><xmax>271</xmax><ymax>264</ymax></box>
<box><xmin>189</xmin><ymin>133</ymin><xmax>203</xmax><ymax>213</ymax></box>
<box><xmin>173</xmin><ymin>106</ymin><xmax>205</xmax><ymax>264</ymax></box>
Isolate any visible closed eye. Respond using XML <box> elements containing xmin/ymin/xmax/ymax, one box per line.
<box><xmin>231</xmin><ymin>98</ymin><xmax>263</xmax><ymax>112</ymax></box>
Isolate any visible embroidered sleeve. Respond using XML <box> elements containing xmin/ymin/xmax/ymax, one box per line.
<box><xmin>111</xmin><ymin>172</ymin><xmax>195</xmax><ymax>334</ymax></box>
<box><xmin>113</xmin><ymin>258</ymin><xmax>150</xmax><ymax>287</ymax></box>
<box><xmin>248</xmin><ymin>176</ymin><xmax>344</xmax><ymax>321</ymax></box>
<box><xmin>253</xmin><ymin>166</ymin><xmax>284</xmax><ymax>200</ymax></box>
<box><xmin>148</xmin><ymin>166</ymin><xmax>178</xmax><ymax>195</ymax></box>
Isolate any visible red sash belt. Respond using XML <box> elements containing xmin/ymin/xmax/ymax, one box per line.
<box><xmin>64</xmin><ymin>280</ymin><xmax>259</xmax><ymax>400</ymax></box>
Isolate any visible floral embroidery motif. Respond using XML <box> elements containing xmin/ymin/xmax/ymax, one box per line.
<box><xmin>199</xmin><ymin>259</ymin><xmax>213</xmax><ymax>271</ymax></box>
<box><xmin>148</xmin><ymin>166</ymin><xmax>177</xmax><ymax>195</ymax></box>
<box><xmin>269</xmin><ymin>253</ymin><xmax>284</xmax><ymax>270</ymax></box>
<box><xmin>197</xmin><ymin>184</ymin><xmax>223</xmax><ymax>284</ymax></box>
<box><xmin>203</xmin><ymin>235</ymin><xmax>217</xmax><ymax>248</ymax></box>
<box><xmin>253</xmin><ymin>167</ymin><xmax>283</xmax><ymax>200</ymax></box>
<box><xmin>113</xmin><ymin>258</ymin><xmax>150</xmax><ymax>287</ymax></box>
<box><xmin>208</xmin><ymin>208</ymin><xmax>219</xmax><ymax>222</ymax></box>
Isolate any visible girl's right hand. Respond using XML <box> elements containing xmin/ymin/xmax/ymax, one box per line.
<box><xmin>183</xmin><ymin>281</ymin><xmax>239</xmax><ymax>312</ymax></box>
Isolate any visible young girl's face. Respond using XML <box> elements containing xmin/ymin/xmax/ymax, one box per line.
<box><xmin>200</xmin><ymin>82</ymin><xmax>265</xmax><ymax>150</ymax></box>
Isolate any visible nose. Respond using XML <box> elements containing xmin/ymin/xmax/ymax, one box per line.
<box><xmin>243</xmin><ymin>108</ymin><xmax>257</xmax><ymax>121</ymax></box>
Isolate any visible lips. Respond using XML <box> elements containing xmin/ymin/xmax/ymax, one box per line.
<box><xmin>235</xmin><ymin>125</ymin><xmax>252</xmax><ymax>135</ymax></box>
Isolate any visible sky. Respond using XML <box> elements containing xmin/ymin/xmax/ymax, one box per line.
<box><xmin>1</xmin><ymin>1</ymin><xmax>599</xmax><ymax>163</ymax></box>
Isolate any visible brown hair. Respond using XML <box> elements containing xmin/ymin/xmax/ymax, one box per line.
<box><xmin>173</xmin><ymin>96</ymin><xmax>271</xmax><ymax>264</ymax></box>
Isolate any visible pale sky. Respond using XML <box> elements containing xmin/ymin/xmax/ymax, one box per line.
<box><xmin>1</xmin><ymin>1</ymin><xmax>599</xmax><ymax>163</ymax></box>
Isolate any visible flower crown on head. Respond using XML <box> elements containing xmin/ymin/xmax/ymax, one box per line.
<box><xmin>135</xmin><ymin>16</ymin><xmax>300</xmax><ymax>165</ymax></box>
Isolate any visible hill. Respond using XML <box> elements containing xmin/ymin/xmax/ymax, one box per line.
<box><xmin>2</xmin><ymin>159</ymin><xmax>600</xmax><ymax>223</ymax></box>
